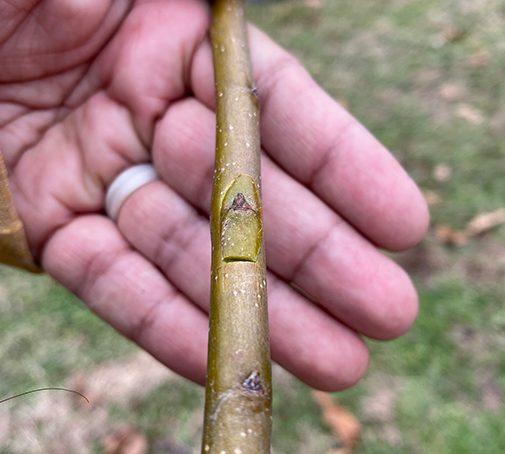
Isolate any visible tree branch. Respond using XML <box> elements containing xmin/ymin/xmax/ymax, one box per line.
<box><xmin>201</xmin><ymin>0</ymin><xmax>272</xmax><ymax>452</ymax></box>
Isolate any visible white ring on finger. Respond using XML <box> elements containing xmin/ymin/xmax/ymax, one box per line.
<box><xmin>105</xmin><ymin>164</ymin><xmax>159</xmax><ymax>221</ymax></box>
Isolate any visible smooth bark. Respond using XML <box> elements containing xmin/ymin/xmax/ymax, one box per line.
<box><xmin>201</xmin><ymin>0</ymin><xmax>272</xmax><ymax>453</ymax></box>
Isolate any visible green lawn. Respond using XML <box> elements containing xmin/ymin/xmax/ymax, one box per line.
<box><xmin>2</xmin><ymin>0</ymin><xmax>505</xmax><ymax>453</ymax></box>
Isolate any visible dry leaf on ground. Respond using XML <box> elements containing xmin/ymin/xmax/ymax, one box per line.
<box><xmin>312</xmin><ymin>390</ymin><xmax>361</xmax><ymax>452</ymax></box>
<box><xmin>456</xmin><ymin>104</ymin><xmax>485</xmax><ymax>125</ymax></box>
<box><xmin>434</xmin><ymin>208</ymin><xmax>505</xmax><ymax>246</ymax></box>
<box><xmin>465</xmin><ymin>208</ymin><xmax>505</xmax><ymax>237</ymax></box>
<box><xmin>102</xmin><ymin>425</ymin><xmax>148</xmax><ymax>454</ymax></box>
<box><xmin>434</xmin><ymin>225</ymin><xmax>468</xmax><ymax>246</ymax></box>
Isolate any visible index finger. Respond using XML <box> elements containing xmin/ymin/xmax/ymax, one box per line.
<box><xmin>190</xmin><ymin>25</ymin><xmax>429</xmax><ymax>251</ymax></box>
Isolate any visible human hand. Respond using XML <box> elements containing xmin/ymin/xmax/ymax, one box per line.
<box><xmin>0</xmin><ymin>0</ymin><xmax>429</xmax><ymax>391</ymax></box>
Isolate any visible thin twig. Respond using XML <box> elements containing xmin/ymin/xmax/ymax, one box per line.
<box><xmin>0</xmin><ymin>387</ymin><xmax>90</xmax><ymax>405</ymax></box>
<box><xmin>201</xmin><ymin>0</ymin><xmax>272</xmax><ymax>452</ymax></box>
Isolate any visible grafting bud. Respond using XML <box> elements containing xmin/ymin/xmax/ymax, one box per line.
<box><xmin>221</xmin><ymin>175</ymin><xmax>262</xmax><ymax>262</ymax></box>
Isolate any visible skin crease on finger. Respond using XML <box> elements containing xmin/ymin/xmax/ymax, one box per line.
<box><xmin>0</xmin><ymin>0</ymin><xmax>132</xmax><ymax>82</ymax></box>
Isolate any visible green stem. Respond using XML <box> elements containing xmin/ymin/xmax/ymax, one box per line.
<box><xmin>201</xmin><ymin>0</ymin><xmax>272</xmax><ymax>453</ymax></box>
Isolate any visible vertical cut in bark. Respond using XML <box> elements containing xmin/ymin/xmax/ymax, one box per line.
<box><xmin>201</xmin><ymin>0</ymin><xmax>272</xmax><ymax>453</ymax></box>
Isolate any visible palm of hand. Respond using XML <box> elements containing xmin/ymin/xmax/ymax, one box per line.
<box><xmin>0</xmin><ymin>0</ymin><xmax>429</xmax><ymax>389</ymax></box>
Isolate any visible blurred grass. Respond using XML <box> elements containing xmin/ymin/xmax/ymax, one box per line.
<box><xmin>2</xmin><ymin>0</ymin><xmax>505</xmax><ymax>452</ymax></box>
<box><xmin>0</xmin><ymin>269</ymin><xmax>136</xmax><ymax>400</ymax></box>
